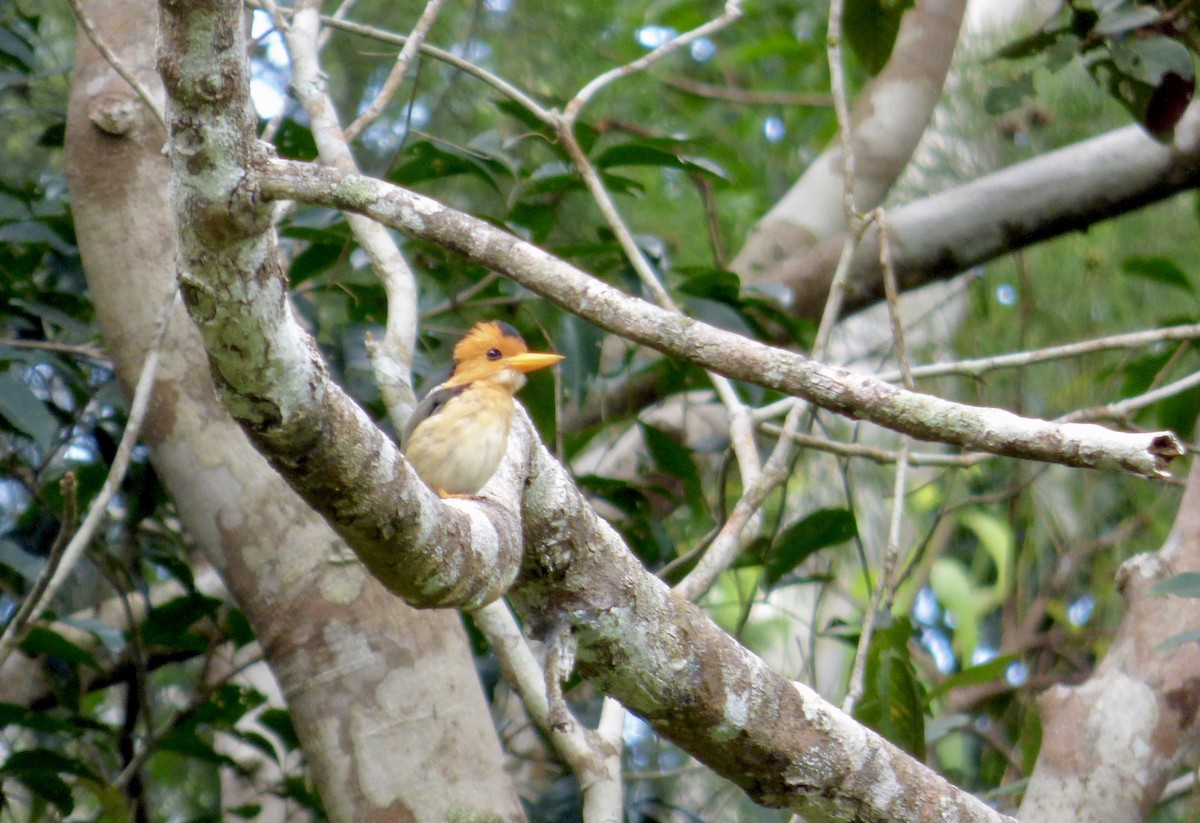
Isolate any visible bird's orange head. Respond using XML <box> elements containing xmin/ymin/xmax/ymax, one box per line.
<box><xmin>445</xmin><ymin>321</ymin><xmax>563</xmax><ymax>391</ymax></box>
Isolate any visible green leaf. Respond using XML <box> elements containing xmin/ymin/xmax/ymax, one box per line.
<box><xmin>1153</xmin><ymin>383</ymin><xmax>1200</xmax><ymax>441</ymax></box>
<box><xmin>0</xmin><ymin>366</ymin><xmax>59</xmax><ymax>453</ymax></box>
<box><xmin>852</xmin><ymin>618</ymin><xmax>926</xmax><ymax>758</ymax></box>
<box><xmin>0</xmin><ymin>220</ymin><xmax>74</xmax><ymax>253</ymax></box>
<box><xmin>843</xmin><ymin>0</ymin><xmax>915</xmax><ymax>75</ymax></box>
<box><xmin>593</xmin><ymin>140</ymin><xmax>728</xmax><ymax>180</ymax></box>
<box><xmin>639</xmin><ymin>423</ymin><xmax>707</xmax><ymax>513</ymax></box>
<box><xmin>1121</xmin><ymin>255</ymin><xmax>1194</xmax><ymax>295</ymax></box>
<box><xmin>8</xmin><ymin>771</ymin><xmax>74</xmax><ymax>816</ymax></box>
<box><xmin>983</xmin><ymin>71</ymin><xmax>1035</xmax><ymax>115</ymax></box>
<box><xmin>1152</xmin><ymin>571</ymin><xmax>1200</xmax><ymax>598</ymax></box>
<box><xmin>1095</xmin><ymin>2</ymin><xmax>1161</xmax><ymax>35</ymax></box>
<box><xmin>0</xmin><ymin>702</ymin><xmax>75</xmax><ymax>735</ymax></box>
<box><xmin>140</xmin><ymin>593</ymin><xmax>222</xmax><ymax>650</ymax></box>
<box><xmin>2</xmin><ymin>748</ymin><xmax>99</xmax><ymax>781</ymax></box>
<box><xmin>676</xmin><ymin>269</ymin><xmax>741</xmax><ymax>304</ymax></box>
<box><xmin>959</xmin><ymin>509</ymin><xmax>1012</xmax><ymax>603</ymax></box>
<box><xmin>926</xmin><ymin>654</ymin><xmax>1017</xmax><ymax>704</ymax></box>
<box><xmin>19</xmin><ymin>626</ymin><xmax>102</xmax><ymax>671</ymax></box>
<box><xmin>230</xmin><ymin>803</ymin><xmax>265</xmax><ymax>819</ymax></box>
<box><xmin>994</xmin><ymin>28</ymin><xmax>1066</xmax><ymax>61</ymax></box>
<box><xmin>1110</xmin><ymin>34</ymin><xmax>1191</xmax><ymax>86</ymax></box>
<box><xmin>270</xmin><ymin>117</ymin><xmax>318</xmax><ymax>161</ymax></box>
<box><xmin>289</xmin><ymin>240</ymin><xmax>346</xmax><ymax>284</ymax></box>
<box><xmin>764</xmin><ymin>508</ymin><xmax>857</xmax><ymax>589</ymax></box>
<box><xmin>257</xmin><ymin>707</ymin><xmax>302</xmax><ymax>752</ymax></box>
<box><xmin>930</xmin><ymin>557</ymin><xmax>979</xmax><ymax>661</ymax></box>
<box><xmin>388</xmin><ymin>141</ymin><xmax>505</xmax><ymax>191</ymax></box>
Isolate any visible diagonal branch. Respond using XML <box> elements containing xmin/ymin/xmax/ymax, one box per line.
<box><xmin>261</xmin><ymin>159</ymin><xmax>1184</xmax><ymax>478</ymax></box>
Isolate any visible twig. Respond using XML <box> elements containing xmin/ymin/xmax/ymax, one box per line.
<box><xmin>553</xmin><ymin>2</ymin><xmax>765</xmax><ymax>523</ymax></box>
<box><xmin>760</xmin><ymin>425</ymin><xmax>988</xmax><ymax>467</ymax></box>
<box><xmin>827</xmin><ymin>0</ymin><xmax>858</xmax><ymax>230</ymax></box>
<box><xmin>0</xmin><ymin>293</ymin><xmax>178</xmax><ymax>670</ymax></box>
<box><xmin>0</xmin><ymin>473</ymin><xmax>78</xmax><ymax>667</ymax></box>
<box><xmin>1060</xmin><ymin>368</ymin><xmax>1200</xmax><ymax>423</ymax></box>
<box><xmin>751</xmin><ymin>323</ymin><xmax>1200</xmax><ymax>423</ymax></box>
<box><xmin>472</xmin><ymin>602</ymin><xmax>624</xmax><ymax>823</ymax></box>
<box><xmin>844</xmin><ymin>213</ymin><xmax>911</xmax><ymax>715</ymax></box>
<box><xmin>0</xmin><ymin>338</ymin><xmax>108</xmax><ymax>361</ymax></box>
<box><xmin>246</xmin><ymin>0</ymin><xmax>556</xmax><ymax>125</ymax></box>
<box><xmin>343</xmin><ymin>0</ymin><xmax>448</xmax><ymax>142</ymax></box>
<box><xmin>286</xmin><ymin>2</ymin><xmax>419</xmax><ymax>423</ymax></box>
<box><xmin>419</xmin><ymin>271</ymin><xmax>501</xmax><ymax>319</ymax></box>
<box><xmin>887</xmin><ymin>324</ymin><xmax>1200</xmax><ymax>384</ymax></box>
<box><xmin>563</xmin><ymin>1</ymin><xmax>743</xmax><ymax>122</ymax></box>
<box><xmin>659</xmin><ymin>76</ymin><xmax>832</xmax><ymax>106</ymax></box>
<box><xmin>66</xmin><ymin>0</ymin><xmax>166</xmax><ymax>128</ymax></box>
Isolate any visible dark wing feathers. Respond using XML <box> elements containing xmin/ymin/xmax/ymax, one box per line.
<box><xmin>402</xmin><ymin>382</ymin><xmax>469</xmax><ymax>449</ymax></box>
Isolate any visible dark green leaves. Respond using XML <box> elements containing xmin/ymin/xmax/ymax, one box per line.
<box><xmin>852</xmin><ymin>618</ymin><xmax>927</xmax><ymax>758</ymax></box>
<box><xmin>1121</xmin><ymin>255</ymin><xmax>1195</xmax><ymax>295</ymax></box>
<box><xmin>843</xmin><ymin>0</ymin><xmax>915</xmax><ymax>75</ymax></box>
<box><xmin>0</xmin><ymin>365</ymin><xmax>59</xmax><ymax>452</ymax></box>
<box><xmin>763</xmin><ymin>508</ymin><xmax>857</xmax><ymax>589</ymax></box>
<box><xmin>1</xmin><ymin>748</ymin><xmax>100</xmax><ymax>816</ymax></box>
<box><xmin>992</xmin><ymin>1</ymin><xmax>1196</xmax><ymax>137</ymax></box>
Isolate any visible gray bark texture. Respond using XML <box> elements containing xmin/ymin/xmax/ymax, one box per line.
<box><xmin>65</xmin><ymin>1</ymin><xmax>525</xmax><ymax>821</ymax></box>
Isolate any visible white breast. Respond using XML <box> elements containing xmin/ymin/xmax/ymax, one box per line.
<box><xmin>404</xmin><ymin>385</ymin><xmax>515</xmax><ymax>495</ymax></box>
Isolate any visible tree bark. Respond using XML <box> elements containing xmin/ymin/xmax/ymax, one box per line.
<box><xmin>768</xmin><ymin>105</ymin><xmax>1200</xmax><ymax>320</ymax></box>
<box><xmin>734</xmin><ymin>0</ymin><xmax>967</xmax><ymax>285</ymax></box>
<box><xmin>64</xmin><ymin>2</ymin><xmax>524</xmax><ymax>821</ymax></box>
<box><xmin>1019</xmin><ymin>459</ymin><xmax>1200</xmax><ymax>822</ymax></box>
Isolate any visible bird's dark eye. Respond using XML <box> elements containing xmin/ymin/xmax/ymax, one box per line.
<box><xmin>486</xmin><ymin>348</ymin><xmax>502</xmax><ymax>360</ymax></box>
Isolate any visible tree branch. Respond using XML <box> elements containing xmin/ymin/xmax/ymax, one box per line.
<box><xmin>261</xmin><ymin>159</ymin><xmax>1184</xmax><ymax>478</ymax></box>
<box><xmin>772</xmin><ymin>106</ymin><xmax>1200</xmax><ymax>319</ymax></box>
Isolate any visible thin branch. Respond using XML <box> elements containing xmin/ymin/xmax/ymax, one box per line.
<box><xmin>659</xmin><ymin>76</ymin><xmax>832</xmax><ymax>106</ymax></box>
<box><xmin>0</xmin><ymin>473</ymin><xmax>78</xmax><ymax>666</ymax></box>
<box><xmin>760</xmin><ymin>425</ymin><xmax>988</xmax><ymax>466</ymax></box>
<box><xmin>1061</xmin><ymin>368</ymin><xmax>1200</xmax><ymax>423</ymax></box>
<box><xmin>67</xmin><ymin>0</ymin><xmax>166</xmax><ymax>127</ymax></box>
<box><xmin>563</xmin><ymin>0</ymin><xmax>743</xmax><ymax>122</ymax></box>
<box><xmin>472</xmin><ymin>601</ymin><xmax>623</xmax><ymax>823</ymax></box>
<box><xmin>286</xmin><ymin>1</ymin><xmax>419</xmax><ymax>422</ymax></box>
<box><xmin>0</xmin><ymin>338</ymin><xmax>108</xmax><ymax>361</ymax></box>
<box><xmin>0</xmin><ymin>293</ymin><xmax>177</xmax><ymax>670</ymax></box>
<box><xmin>844</xmin><ymin>210</ymin><xmax>911</xmax><ymax>715</ymax></box>
<box><xmin>827</xmin><ymin>0</ymin><xmax>857</xmax><ymax>229</ymax></box>
<box><xmin>553</xmin><ymin>1</ymin><xmax>763</xmax><ymax>529</ymax></box>
<box><xmin>752</xmin><ymin>323</ymin><xmax>1200</xmax><ymax>423</ymax></box>
<box><xmin>885</xmin><ymin>324</ymin><xmax>1200</xmax><ymax>384</ymax></box>
<box><xmin>343</xmin><ymin>0</ymin><xmax>448</xmax><ymax>142</ymax></box>
<box><xmin>246</xmin><ymin>0</ymin><xmax>556</xmax><ymax>124</ymax></box>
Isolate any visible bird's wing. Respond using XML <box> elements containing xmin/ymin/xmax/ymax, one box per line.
<box><xmin>402</xmin><ymin>382</ymin><xmax>469</xmax><ymax>449</ymax></box>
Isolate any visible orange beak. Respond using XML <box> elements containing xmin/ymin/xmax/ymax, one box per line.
<box><xmin>502</xmin><ymin>352</ymin><xmax>565</xmax><ymax>373</ymax></box>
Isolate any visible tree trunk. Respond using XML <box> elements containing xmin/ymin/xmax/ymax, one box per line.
<box><xmin>64</xmin><ymin>2</ymin><xmax>524</xmax><ymax>820</ymax></box>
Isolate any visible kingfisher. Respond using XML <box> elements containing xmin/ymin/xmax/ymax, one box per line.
<box><xmin>403</xmin><ymin>321</ymin><xmax>564</xmax><ymax>497</ymax></box>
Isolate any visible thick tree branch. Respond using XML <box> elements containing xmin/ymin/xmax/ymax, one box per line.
<box><xmin>156</xmin><ymin>0</ymin><xmax>520</xmax><ymax>609</ymax></box>
<box><xmin>733</xmin><ymin>0</ymin><xmax>966</xmax><ymax>281</ymax></box>
<box><xmin>1020</xmin><ymin>459</ymin><xmax>1200</xmax><ymax>821</ymax></box>
<box><xmin>261</xmin><ymin>159</ymin><xmax>1183</xmax><ymax>478</ymax></box>
<box><xmin>774</xmin><ymin>106</ymin><xmax>1200</xmax><ymax>319</ymax></box>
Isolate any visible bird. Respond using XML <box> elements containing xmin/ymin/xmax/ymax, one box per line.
<box><xmin>403</xmin><ymin>321</ymin><xmax>564</xmax><ymax>497</ymax></box>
